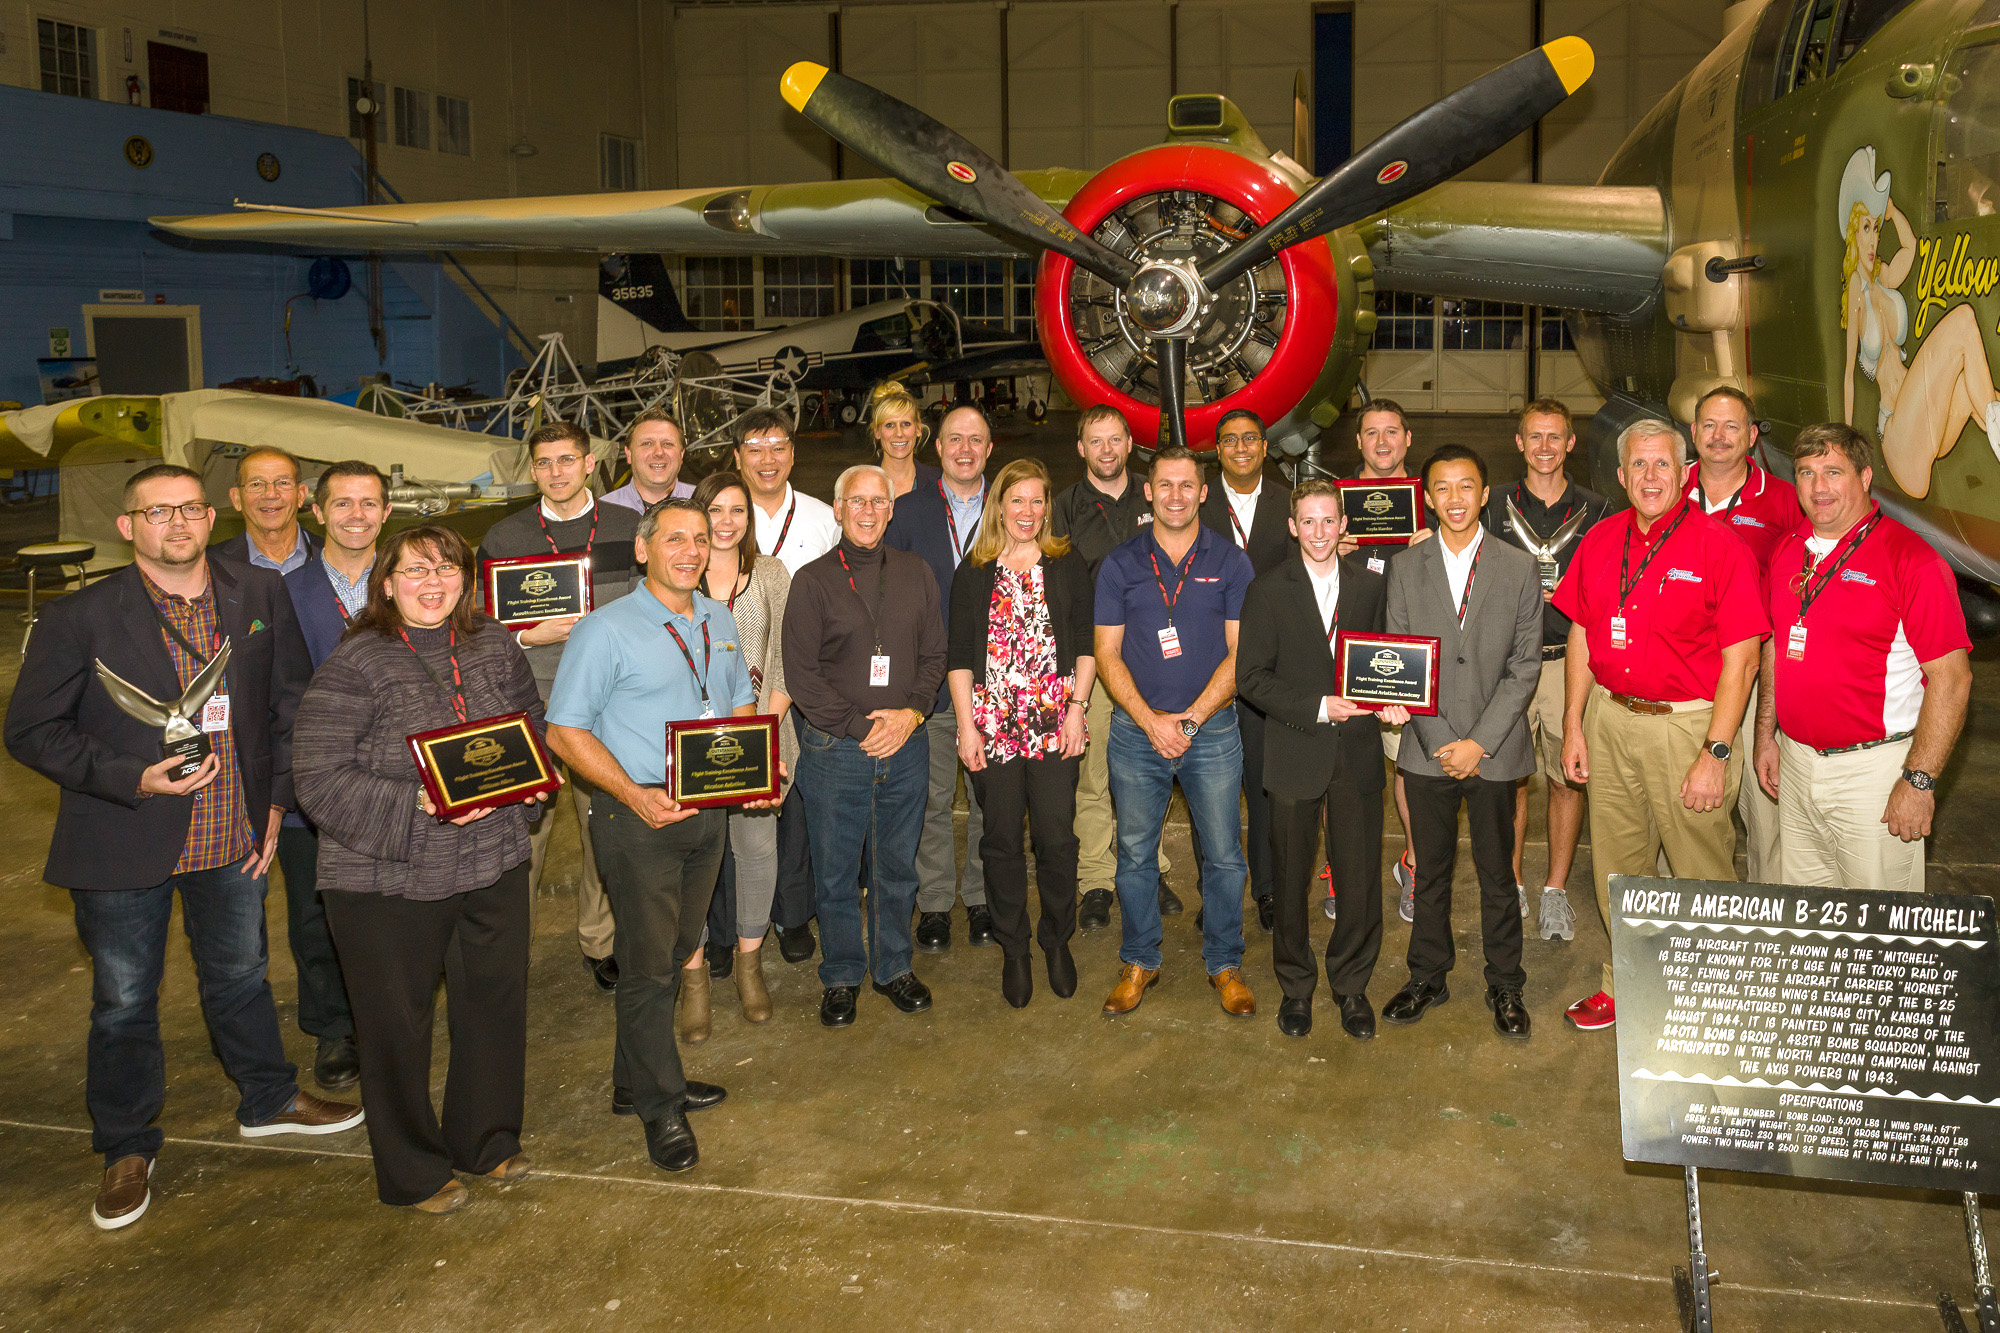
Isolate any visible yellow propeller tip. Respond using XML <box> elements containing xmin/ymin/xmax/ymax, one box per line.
<box><xmin>781</xmin><ymin>62</ymin><xmax>829</xmax><ymax>113</ymax></box>
<box><xmin>1542</xmin><ymin>36</ymin><xmax>1594</xmax><ymax>95</ymax></box>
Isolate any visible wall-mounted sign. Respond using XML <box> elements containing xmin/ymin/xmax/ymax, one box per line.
<box><xmin>47</xmin><ymin>328</ymin><xmax>71</xmax><ymax>357</ymax></box>
<box><xmin>98</xmin><ymin>289</ymin><xmax>144</xmax><ymax>304</ymax></box>
<box><xmin>256</xmin><ymin>153</ymin><xmax>281</xmax><ymax>182</ymax></box>
<box><xmin>155</xmin><ymin>27</ymin><xmax>198</xmax><ymax>45</ymax></box>
<box><xmin>124</xmin><ymin>136</ymin><xmax>153</xmax><ymax>169</ymax></box>
<box><xmin>38</xmin><ymin>358</ymin><xmax>100</xmax><ymax>405</ymax></box>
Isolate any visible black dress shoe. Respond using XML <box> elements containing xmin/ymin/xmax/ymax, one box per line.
<box><xmin>1256</xmin><ymin>895</ymin><xmax>1276</xmax><ymax>932</ymax></box>
<box><xmin>1077</xmin><ymin>888</ymin><xmax>1114</xmax><ymax>932</ymax></box>
<box><xmin>914</xmin><ymin>911</ymin><xmax>951</xmax><ymax>952</ymax></box>
<box><xmin>776</xmin><ymin>923</ymin><xmax>816</xmax><ymax>964</ymax></box>
<box><xmin>872</xmin><ymin>972</ymin><xmax>933</xmax><ymax>1013</ymax></box>
<box><xmin>1336</xmin><ymin>992</ymin><xmax>1376</xmax><ymax>1041</ymax></box>
<box><xmin>1157</xmin><ymin>877</ymin><xmax>1184</xmax><ymax>916</ymax></box>
<box><xmin>708</xmin><ymin>948</ymin><xmax>734</xmax><ymax>980</ymax></box>
<box><xmin>313</xmin><ymin>1035</ymin><xmax>360</xmax><ymax>1090</ymax></box>
<box><xmin>1382</xmin><ymin>979</ymin><xmax>1449</xmax><ymax>1025</ymax></box>
<box><xmin>966</xmin><ymin>905</ymin><xmax>996</xmax><ymax>947</ymax></box>
<box><xmin>1276</xmin><ymin>997</ymin><xmax>1312</xmax><ymax>1038</ymax></box>
<box><xmin>1001</xmin><ymin>955</ymin><xmax>1033</xmax><ymax>1008</ymax></box>
<box><xmin>681</xmin><ymin>1080</ymin><xmax>728</xmax><ymax>1111</ymax></box>
<box><xmin>644</xmin><ymin>1105</ymin><xmax>699</xmax><ymax>1173</ymax></box>
<box><xmin>588</xmin><ymin>955</ymin><xmax>619</xmax><ymax>993</ymax></box>
<box><xmin>1487</xmin><ymin>985</ymin><xmax>1532</xmax><ymax>1041</ymax></box>
<box><xmin>820</xmin><ymin>985</ymin><xmax>858</xmax><ymax>1027</ymax></box>
<box><xmin>1045</xmin><ymin>942</ymin><xmax>1078</xmax><ymax>998</ymax></box>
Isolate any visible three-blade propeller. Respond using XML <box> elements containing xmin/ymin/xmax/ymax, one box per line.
<box><xmin>782</xmin><ymin>37</ymin><xmax>1592</xmax><ymax>450</ymax></box>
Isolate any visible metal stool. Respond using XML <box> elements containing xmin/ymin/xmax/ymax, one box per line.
<box><xmin>18</xmin><ymin>541</ymin><xmax>96</xmax><ymax>653</ymax></box>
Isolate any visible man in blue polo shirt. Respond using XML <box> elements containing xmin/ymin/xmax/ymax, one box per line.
<box><xmin>1095</xmin><ymin>445</ymin><xmax>1256</xmax><ymax>1017</ymax></box>
<box><xmin>546</xmin><ymin>499</ymin><xmax>761</xmax><ymax>1176</ymax></box>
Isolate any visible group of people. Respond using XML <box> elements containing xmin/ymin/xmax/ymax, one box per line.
<box><xmin>7</xmin><ymin>377</ymin><xmax>1972</xmax><ymax>1227</ymax></box>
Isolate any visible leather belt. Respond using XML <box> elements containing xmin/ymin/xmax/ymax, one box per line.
<box><xmin>1608</xmin><ymin>692</ymin><xmax>1674</xmax><ymax>716</ymax></box>
<box><xmin>1541</xmin><ymin>645</ymin><xmax>1566</xmax><ymax>661</ymax></box>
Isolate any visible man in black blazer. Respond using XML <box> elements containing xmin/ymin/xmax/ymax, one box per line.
<box><xmin>210</xmin><ymin>446</ymin><xmax>322</xmax><ymax>575</ymax></box>
<box><xmin>1238</xmin><ymin>480</ymin><xmax>1407</xmax><ymax>1040</ymax></box>
<box><xmin>5</xmin><ymin>463</ymin><xmax>360</xmax><ymax>1232</ymax></box>
<box><xmin>1199</xmin><ymin>409</ymin><xmax>1296</xmax><ymax>933</ymax></box>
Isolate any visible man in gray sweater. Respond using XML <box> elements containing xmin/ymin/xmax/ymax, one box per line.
<box><xmin>476</xmin><ymin>421</ymin><xmax>641</xmax><ymax>991</ymax></box>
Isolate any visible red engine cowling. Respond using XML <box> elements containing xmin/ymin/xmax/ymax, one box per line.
<box><xmin>1034</xmin><ymin>144</ymin><xmax>1341</xmax><ymax>451</ymax></box>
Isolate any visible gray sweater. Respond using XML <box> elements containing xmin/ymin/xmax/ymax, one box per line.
<box><xmin>295</xmin><ymin>619</ymin><xmax>544</xmax><ymax>901</ymax></box>
<box><xmin>476</xmin><ymin>497</ymin><xmax>642</xmax><ymax>696</ymax></box>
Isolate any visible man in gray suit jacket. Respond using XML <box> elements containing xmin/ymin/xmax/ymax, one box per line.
<box><xmin>1383</xmin><ymin>445</ymin><xmax>1543</xmax><ymax>1040</ymax></box>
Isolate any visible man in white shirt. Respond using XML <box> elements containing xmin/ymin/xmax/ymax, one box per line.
<box><xmin>602</xmin><ymin>410</ymin><xmax>696</xmax><ymax>514</ymax></box>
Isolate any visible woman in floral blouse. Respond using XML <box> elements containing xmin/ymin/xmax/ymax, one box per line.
<box><xmin>946</xmin><ymin>459</ymin><xmax>1096</xmax><ymax>1008</ymax></box>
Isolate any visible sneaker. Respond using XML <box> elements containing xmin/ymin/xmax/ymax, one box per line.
<box><xmin>1539</xmin><ymin>887</ymin><xmax>1576</xmax><ymax>941</ymax></box>
<box><xmin>239</xmin><ymin>1090</ymin><xmax>366</xmax><ymax>1138</ymax></box>
<box><xmin>1395</xmin><ymin>851</ymin><xmax>1415</xmax><ymax>923</ymax></box>
<box><xmin>1517</xmin><ymin>882</ymin><xmax>1530</xmax><ymax>920</ymax></box>
<box><xmin>1318</xmin><ymin>864</ymin><xmax>1337</xmax><ymax>921</ymax></box>
<box><xmin>1564</xmin><ymin>990</ymin><xmax>1616</xmax><ymax>1031</ymax></box>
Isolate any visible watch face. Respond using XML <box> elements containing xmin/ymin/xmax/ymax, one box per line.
<box><xmin>1179</xmin><ymin>718</ymin><xmax>1200</xmax><ymax>737</ymax></box>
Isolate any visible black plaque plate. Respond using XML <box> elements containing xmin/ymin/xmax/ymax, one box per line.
<box><xmin>665</xmin><ymin>715</ymin><xmax>780</xmax><ymax>808</ymax></box>
<box><xmin>1335</xmin><ymin>477</ymin><xmax>1427</xmax><ymax>544</ymax></box>
<box><xmin>482</xmin><ymin>554</ymin><xmax>592</xmax><ymax>630</ymax></box>
<box><xmin>1612</xmin><ymin>875</ymin><xmax>2000</xmax><ymax>1195</ymax></box>
<box><xmin>1332</xmin><ymin>631</ymin><xmax>1440</xmax><ymax>716</ymax></box>
<box><xmin>407</xmin><ymin>711</ymin><xmax>562</xmax><ymax>818</ymax></box>
<box><xmin>163</xmin><ymin>731</ymin><xmax>210</xmax><ymax>783</ymax></box>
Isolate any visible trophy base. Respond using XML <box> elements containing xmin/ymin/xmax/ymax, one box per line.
<box><xmin>163</xmin><ymin>733</ymin><xmax>210</xmax><ymax>783</ymax></box>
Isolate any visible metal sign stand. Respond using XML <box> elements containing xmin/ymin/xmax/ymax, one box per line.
<box><xmin>1938</xmin><ymin>1193</ymin><xmax>2000</xmax><ymax>1332</ymax></box>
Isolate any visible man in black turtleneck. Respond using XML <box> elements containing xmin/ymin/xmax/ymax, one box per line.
<box><xmin>781</xmin><ymin>463</ymin><xmax>946</xmax><ymax>1029</ymax></box>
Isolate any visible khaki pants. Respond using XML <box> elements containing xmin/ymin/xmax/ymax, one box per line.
<box><xmin>1734</xmin><ymin>680</ymin><xmax>1781</xmax><ymax>881</ymax></box>
<box><xmin>528</xmin><ymin>763</ymin><xmax>613</xmax><ymax>959</ymax></box>
<box><xmin>1527</xmin><ymin>657</ymin><xmax>1577</xmax><ymax>788</ymax></box>
<box><xmin>1584</xmin><ymin>686</ymin><xmax>1740</xmax><ymax>996</ymax></box>
<box><xmin>1777</xmin><ymin>732</ymin><xmax>1924</xmax><ymax>893</ymax></box>
<box><xmin>1076</xmin><ymin>678</ymin><xmax>1167</xmax><ymax>893</ymax></box>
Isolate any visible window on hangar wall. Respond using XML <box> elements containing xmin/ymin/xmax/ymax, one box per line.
<box><xmin>602</xmin><ymin>134</ymin><xmax>641</xmax><ymax>191</ymax></box>
<box><xmin>39</xmin><ymin>19</ymin><xmax>97</xmax><ymax>98</ymax></box>
<box><xmin>851</xmin><ymin>259</ymin><xmax>922</xmax><ymax>308</ymax></box>
<box><xmin>682</xmin><ymin>258</ymin><xmax>755</xmax><ymax>331</ymax></box>
<box><xmin>437</xmin><ymin>96</ymin><xmax>472</xmax><ymax>156</ymax></box>
<box><xmin>764</xmin><ymin>258</ymin><xmax>841</xmax><ymax>320</ymax></box>
<box><xmin>393</xmin><ymin>86</ymin><xmax>430</xmax><ymax>149</ymax></box>
<box><xmin>1370</xmin><ymin>292</ymin><xmax>1434</xmax><ymax>351</ymax></box>
<box><xmin>1441</xmin><ymin>299</ymin><xmax>1526</xmax><ymax>351</ymax></box>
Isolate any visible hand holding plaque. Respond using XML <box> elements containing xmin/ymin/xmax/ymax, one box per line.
<box><xmin>408</xmin><ymin>712</ymin><xmax>563</xmax><ymax>820</ymax></box>
<box><xmin>665</xmin><ymin>715</ymin><xmax>781</xmax><ymax>809</ymax></box>
<box><xmin>1335</xmin><ymin>478</ymin><xmax>1427</xmax><ymax>545</ymax></box>
<box><xmin>483</xmin><ymin>554</ymin><xmax>592</xmax><ymax>630</ymax></box>
<box><xmin>1332</xmin><ymin>631</ymin><xmax>1440</xmax><ymax>716</ymax></box>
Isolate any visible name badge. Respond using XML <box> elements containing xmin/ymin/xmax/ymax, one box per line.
<box><xmin>1787</xmin><ymin>623</ymin><xmax>1808</xmax><ymax>660</ymax></box>
<box><xmin>201</xmin><ymin>693</ymin><xmax>231</xmax><ymax>733</ymax></box>
<box><xmin>869</xmin><ymin>655</ymin><xmax>891</xmax><ymax>687</ymax></box>
<box><xmin>1367</xmin><ymin>557</ymin><xmax>1385</xmax><ymax>574</ymax></box>
<box><xmin>1609</xmin><ymin>616</ymin><xmax>1629</xmax><ymax>650</ymax></box>
<box><xmin>1157</xmin><ymin>626</ymin><xmax>1182</xmax><ymax>659</ymax></box>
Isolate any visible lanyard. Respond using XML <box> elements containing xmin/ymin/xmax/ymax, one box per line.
<box><xmin>539</xmin><ymin>502</ymin><xmax>598</xmax><ymax>558</ymax></box>
<box><xmin>1228</xmin><ymin>499</ymin><xmax>1249</xmax><ymax>549</ymax></box>
<box><xmin>1513</xmin><ymin>482</ymin><xmax>1577</xmax><ymax>534</ymax></box>
<box><xmin>837</xmin><ymin>547</ymin><xmax>891</xmax><ymax>654</ymax></box>
<box><xmin>1454</xmin><ymin>538</ymin><xmax>1483</xmax><ymax>628</ymax></box>
<box><xmin>399</xmin><ymin>624</ymin><xmax>467</xmax><ymax>723</ymax></box>
<box><xmin>1147</xmin><ymin>541</ymin><xmax>1193</xmax><ymax>629</ymax></box>
<box><xmin>771</xmin><ymin>496</ymin><xmax>797</xmax><ymax>559</ymax></box>
<box><xmin>1693</xmin><ymin>471</ymin><xmax>1747</xmax><ymax>518</ymax></box>
<box><xmin>1617</xmin><ymin>504</ymin><xmax>1690</xmax><ymax>610</ymax></box>
<box><xmin>1796</xmin><ymin>510</ymin><xmax>1882</xmax><ymax>620</ymax></box>
<box><xmin>663</xmin><ymin>618</ymin><xmax>713</xmax><ymax>709</ymax></box>
<box><xmin>939</xmin><ymin>479</ymin><xmax>984</xmax><ymax>561</ymax></box>
<box><xmin>148</xmin><ymin>597</ymin><xmax>223</xmax><ymax>668</ymax></box>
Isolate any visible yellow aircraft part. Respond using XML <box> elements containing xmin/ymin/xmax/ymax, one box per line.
<box><xmin>782</xmin><ymin>62</ymin><xmax>830</xmax><ymax>114</ymax></box>
<box><xmin>0</xmin><ymin>397</ymin><xmax>161</xmax><ymax>470</ymax></box>
<box><xmin>1542</xmin><ymin>36</ymin><xmax>1594</xmax><ymax>95</ymax></box>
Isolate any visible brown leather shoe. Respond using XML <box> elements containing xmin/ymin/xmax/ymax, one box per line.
<box><xmin>1209</xmin><ymin>967</ymin><xmax>1257</xmax><ymax>1016</ymax></box>
<box><xmin>735</xmin><ymin>945</ymin><xmax>773</xmax><ymax>1023</ymax></box>
<box><xmin>411</xmin><ymin>1179</ymin><xmax>469</xmax><ymax>1215</ymax></box>
<box><xmin>239</xmin><ymin>1090</ymin><xmax>365</xmax><ymax>1138</ymax></box>
<box><xmin>1101</xmin><ymin>963</ymin><xmax>1158</xmax><ymax>1015</ymax></box>
<box><xmin>91</xmin><ymin>1155</ymin><xmax>152</xmax><ymax>1231</ymax></box>
<box><xmin>485</xmin><ymin>1154</ymin><xmax>532</xmax><ymax>1183</ymax></box>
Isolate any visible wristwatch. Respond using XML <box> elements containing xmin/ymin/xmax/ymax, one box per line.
<box><xmin>1902</xmin><ymin>768</ymin><xmax>1936</xmax><ymax>791</ymax></box>
<box><xmin>1179</xmin><ymin>717</ymin><xmax>1201</xmax><ymax>738</ymax></box>
<box><xmin>1704</xmin><ymin>739</ymin><xmax>1731</xmax><ymax>762</ymax></box>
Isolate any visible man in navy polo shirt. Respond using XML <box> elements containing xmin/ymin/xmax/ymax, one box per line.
<box><xmin>1095</xmin><ymin>445</ymin><xmax>1256</xmax><ymax>1018</ymax></box>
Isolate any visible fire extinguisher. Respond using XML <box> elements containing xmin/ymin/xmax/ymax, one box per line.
<box><xmin>126</xmin><ymin>73</ymin><xmax>142</xmax><ymax>105</ymax></box>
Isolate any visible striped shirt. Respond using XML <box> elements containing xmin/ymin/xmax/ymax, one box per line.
<box><xmin>143</xmin><ymin>574</ymin><xmax>253</xmax><ymax>874</ymax></box>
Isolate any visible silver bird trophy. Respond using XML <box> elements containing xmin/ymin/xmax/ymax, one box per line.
<box><xmin>1504</xmin><ymin>495</ymin><xmax>1594</xmax><ymax>595</ymax></box>
<box><xmin>95</xmin><ymin>640</ymin><xmax>233</xmax><ymax>782</ymax></box>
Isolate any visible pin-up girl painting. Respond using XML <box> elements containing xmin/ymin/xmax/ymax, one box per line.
<box><xmin>1840</xmin><ymin>145</ymin><xmax>2000</xmax><ymax>498</ymax></box>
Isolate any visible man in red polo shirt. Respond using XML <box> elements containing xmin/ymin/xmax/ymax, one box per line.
<box><xmin>1552</xmin><ymin>419</ymin><xmax>1768</xmax><ymax>1031</ymax></box>
<box><xmin>1753</xmin><ymin>423</ymin><xmax>1971</xmax><ymax>893</ymax></box>
<box><xmin>1684</xmin><ymin>386</ymin><xmax>1802</xmax><ymax>880</ymax></box>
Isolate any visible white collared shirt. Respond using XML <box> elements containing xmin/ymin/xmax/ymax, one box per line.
<box><xmin>540</xmin><ymin>491</ymin><xmax>596</xmax><ymax>523</ymax></box>
<box><xmin>754</xmin><ymin>483</ymin><xmax>841</xmax><ymax>575</ymax></box>
<box><xmin>1308</xmin><ymin>560</ymin><xmax>1342</xmax><ymax>724</ymax></box>
<box><xmin>1224</xmin><ymin>480</ymin><xmax>1261</xmax><ymax>549</ymax></box>
<box><xmin>1441</xmin><ymin>524</ymin><xmax>1485</xmax><ymax>615</ymax></box>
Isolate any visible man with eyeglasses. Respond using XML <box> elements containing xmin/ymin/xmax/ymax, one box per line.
<box><xmin>477</xmin><ymin>421</ymin><xmax>643</xmax><ymax>993</ymax></box>
<box><xmin>213</xmin><ymin>447</ymin><xmax>320</xmax><ymax>575</ymax></box>
<box><xmin>6</xmin><ymin>463</ymin><xmax>361</xmax><ymax>1232</ymax></box>
<box><xmin>602</xmin><ymin>410</ymin><xmax>696</xmax><ymax>514</ymax></box>
<box><xmin>1198</xmin><ymin>408</ymin><xmax>1295</xmax><ymax>933</ymax></box>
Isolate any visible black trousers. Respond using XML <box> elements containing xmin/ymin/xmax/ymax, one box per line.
<box><xmin>589</xmin><ymin>798</ymin><xmax>725</xmax><ymax>1124</ymax></box>
<box><xmin>322</xmin><ymin>863</ymin><xmax>530</xmax><ymax>1207</ymax></box>
<box><xmin>275</xmin><ymin>825</ymin><xmax>353</xmax><ymax>1041</ymax></box>
<box><xmin>770</xmin><ymin>714</ymin><xmax>816</xmax><ymax>930</ymax></box>
<box><xmin>706</xmin><ymin>832</ymin><xmax>737</xmax><ymax>946</ymax></box>
<box><xmin>1403</xmin><ymin>771</ymin><xmax>1524</xmax><ymax>991</ymax></box>
<box><xmin>970</xmin><ymin>753</ymin><xmax>1080</xmax><ymax>959</ymax></box>
<box><xmin>1270</xmin><ymin>778</ymin><xmax>1384</xmax><ymax>999</ymax></box>
<box><xmin>1239</xmin><ymin>702</ymin><xmax>1273</xmax><ymax>901</ymax></box>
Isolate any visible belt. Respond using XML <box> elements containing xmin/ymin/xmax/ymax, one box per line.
<box><xmin>1811</xmin><ymin>730</ymin><xmax>1913</xmax><ymax>758</ymax></box>
<box><xmin>1541</xmin><ymin>645</ymin><xmax>1567</xmax><ymax>661</ymax></box>
<box><xmin>1606</xmin><ymin>691</ymin><xmax>1706</xmax><ymax>716</ymax></box>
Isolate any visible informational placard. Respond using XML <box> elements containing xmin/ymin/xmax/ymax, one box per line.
<box><xmin>1613</xmin><ymin>875</ymin><xmax>2000</xmax><ymax>1196</ymax></box>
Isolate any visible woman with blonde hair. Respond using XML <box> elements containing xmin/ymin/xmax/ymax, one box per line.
<box><xmin>946</xmin><ymin>458</ymin><xmax>1095</xmax><ymax>1007</ymax></box>
<box><xmin>868</xmin><ymin>379</ymin><xmax>934</xmax><ymax>498</ymax></box>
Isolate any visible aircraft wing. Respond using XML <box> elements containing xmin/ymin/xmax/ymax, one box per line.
<box><xmin>1361</xmin><ymin>182</ymin><xmax>1667</xmax><ymax>316</ymax></box>
<box><xmin>151</xmin><ymin>171</ymin><xmax>1089</xmax><ymax>258</ymax></box>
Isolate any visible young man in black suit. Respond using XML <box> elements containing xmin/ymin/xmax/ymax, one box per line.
<box><xmin>5</xmin><ymin>464</ymin><xmax>362</xmax><ymax>1232</ymax></box>
<box><xmin>1237</xmin><ymin>480</ymin><xmax>1407</xmax><ymax>1040</ymax></box>
<box><xmin>1199</xmin><ymin>409</ymin><xmax>1296</xmax><ymax>933</ymax></box>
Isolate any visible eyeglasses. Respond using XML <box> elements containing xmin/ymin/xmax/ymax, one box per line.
<box><xmin>240</xmin><ymin>477</ymin><xmax>297</xmax><ymax>496</ymax></box>
<box><xmin>842</xmin><ymin>496</ymin><xmax>892</xmax><ymax>510</ymax></box>
<box><xmin>531</xmin><ymin>453</ymin><xmax>585</xmax><ymax>472</ymax></box>
<box><xmin>395</xmin><ymin>562</ymin><xmax>462</xmax><ymax>581</ymax></box>
<box><xmin>1218</xmin><ymin>432</ymin><xmax>1265</xmax><ymax>446</ymax></box>
<box><xmin>128</xmin><ymin>503</ymin><xmax>211</xmax><ymax>525</ymax></box>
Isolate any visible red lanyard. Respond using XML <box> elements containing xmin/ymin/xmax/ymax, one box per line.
<box><xmin>1796</xmin><ymin>510</ymin><xmax>1882</xmax><ymax>620</ymax></box>
<box><xmin>400</xmin><ymin>624</ymin><xmax>467</xmax><ymax>723</ymax></box>
<box><xmin>837</xmin><ymin>547</ymin><xmax>890</xmax><ymax>654</ymax></box>
<box><xmin>538</xmin><ymin>501</ymin><xmax>598</xmax><ymax>559</ymax></box>
<box><xmin>1228</xmin><ymin>502</ymin><xmax>1248</xmax><ymax>549</ymax></box>
<box><xmin>939</xmin><ymin>479</ymin><xmax>983</xmax><ymax>560</ymax></box>
<box><xmin>1617</xmin><ymin>504</ymin><xmax>1690</xmax><ymax>611</ymax></box>
<box><xmin>663</xmin><ymin>618</ymin><xmax>713</xmax><ymax>710</ymax></box>
<box><xmin>1147</xmin><ymin>542</ymin><xmax>1192</xmax><ymax>629</ymax></box>
<box><xmin>1514</xmin><ymin>482</ymin><xmax>1578</xmax><ymax>532</ymax></box>
<box><xmin>1454</xmin><ymin>537</ymin><xmax>1483</xmax><ymax>628</ymax></box>
<box><xmin>771</xmin><ymin>495</ymin><xmax>797</xmax><ymax>558</ymax></box>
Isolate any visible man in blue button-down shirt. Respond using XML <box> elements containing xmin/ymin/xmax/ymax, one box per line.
<box><xmin>546</xmin><ymin>499</ymin><xmax>766</xmax><ymax>1176</ymax></box>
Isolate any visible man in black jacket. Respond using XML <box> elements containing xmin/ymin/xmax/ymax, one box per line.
<box><xmin>5</xmin><ymin>463</ymin><xmax>361</xmax><ymax>1233</ymax></box>
<box><xmin>1199</xmin><ymin>409</ymin><xmax>1295</xmax><ymax>932</ymax></box>
<box><xmin>1237</xmin><ymin>481</ymin><xmax>1405</xmax><ymax>1040</ymax></box>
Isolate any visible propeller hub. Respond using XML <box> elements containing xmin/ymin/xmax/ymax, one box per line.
<box><xmin>1124</xmin><ymin>261</ymin><xmax>1206</xmax><ymax>338</ymax></box>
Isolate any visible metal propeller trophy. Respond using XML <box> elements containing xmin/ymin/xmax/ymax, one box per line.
<box><xmin>95</xmin><ymin>642</ymin><xmax>233</xmax><ymax>782</ymax></box>
<box><xmin>1504</xmin><ymin>494</ymin><xmax>1594</xmax><ymax>594</ymax></box>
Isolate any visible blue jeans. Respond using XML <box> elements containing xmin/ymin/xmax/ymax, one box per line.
<box><xmin>796</xmin><ymin>719</ymin><xmax>929</xmax><ymax>989</ymax></box>
<box><xmin>71</xmin><ymin>863</ymin><xmax>299</xmax><ymax>1164</ymax></box>
<box><xmin>1107</xmin><ymin>704</ymin><xmax>1247</xmax><ymax>974</ymax></box>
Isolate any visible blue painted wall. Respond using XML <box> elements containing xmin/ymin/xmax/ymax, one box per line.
<box><xmin>0</xmin><ymin>84</ymin><xmax>517</xmax><ymax>408</ymax></box>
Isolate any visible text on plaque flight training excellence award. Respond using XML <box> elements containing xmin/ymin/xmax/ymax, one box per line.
<box><xmin>482</xmin><ymin>553</ymin><xmax>593</xmax><ymax>630</ymax></box>
<box><xmin>1332</xmin><ymin>631</ymin><xmax>1441</xmax><ymax>716</ymax></box>
<box><xmin>1334</xmin><ymin>477</ymin><xmax>1427</xmax><ymax>545</ymax></box>
<box><xmin>407</xmin><ymin>711</ymin><xmax>563</xmax><ymax>819</ymax></box>
<box><xmin>665</xmin><ymin>714</ymin><xmax>780</xmax><ymax>808</ymax></box>
<box><xmin>96</xmin><ymin>640</ymin><xmax>234</xmax><ymax>782</ymax></box>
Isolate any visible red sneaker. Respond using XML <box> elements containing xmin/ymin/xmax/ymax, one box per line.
<box><xmin>1564</xmin><ymin>991</ymin><xmax>1616</xmax><ymax>1031</ymax></box>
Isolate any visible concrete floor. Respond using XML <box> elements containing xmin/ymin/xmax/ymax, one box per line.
<box><xmin>2</xmin><ymin>414</ymin><xmax>1995</xmax><ymax>1330</ymax></box>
